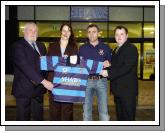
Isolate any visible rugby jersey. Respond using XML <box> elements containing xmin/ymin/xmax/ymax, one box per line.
<box><xmin>40</xmin><ymin>56</ymin><xmax>103</xmax><ymax>103</ymax></box>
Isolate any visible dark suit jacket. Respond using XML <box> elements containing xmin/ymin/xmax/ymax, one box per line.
<box><xmin>108</xmin><ymin>41</ymin><xmax>138</xmax><ymax>97</ymax></box>
<box><xmin>47</xmin><ymin>41</ymin><xmax>78</xmax><ymax>82</ymax></box>
<box><xmin>12</xmin><ymin>38</ymin><xmax>47</xmax><ymax>98</ymax></box>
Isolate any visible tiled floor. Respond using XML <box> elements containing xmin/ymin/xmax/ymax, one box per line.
<box><xmin>6</xmin><ymin>105</ymin><xmax>155</xmax><ymax>121</ymax></box>
<box><xmin>5</xmin><ymin>80</ymin><xmax>155</xmax><ymax>106</ymax></box>
<box><xmin>5</xmin><ymin>79</ymin><xmax>155</xmax><ymax>121</ymax></box>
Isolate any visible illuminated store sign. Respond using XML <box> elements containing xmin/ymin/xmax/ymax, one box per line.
<box><xmin>71</xmin><ymin>6</ymin><xmax>108</xmax><ymax>21</ymax></box>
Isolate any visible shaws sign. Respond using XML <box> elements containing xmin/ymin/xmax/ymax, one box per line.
<box><xmin>71</xmin><ymin>6</ymin><xmax>108</xmax><ymax>21</ymax></box>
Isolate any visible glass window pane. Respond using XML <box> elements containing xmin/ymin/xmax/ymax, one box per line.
<box><xmin>109</xmin><ymin>23</ymin><xmax>142</xmax><ymax>38</ymax></box>
<box><xmin>78</xmin><ymin>42</ymin><xmax>85</xmax><ymax>47</ymax></box>
<box><xmin>43</xmin><ymin>42</ymin><xmax>49</xmax><ymax>50</ymax></box>
<box><xmin>143</xmin><ymin>43</ymin><xmax>155</xmax><ymax>79</ymax></box>
<box><xmin>143</xmin><ymin>23</ymin><xmax>155</xmax><ymax>38</ymax></box>
<box><xmin>109</xmin><ymin>7</ymin><xmax>143</xmax><ymax>21</ymax></box>
<box><xmin>36</xmin><ymin>6</ymin><xmax>70</xmax><ymax>20</ymax></box>
<box><xmin>19</xmin><ymin>22</ymin><xmax>27</xmax><ymax>37</ymax></box>
<box><xmin>19</xmin><ymin>22</ymin><xmax>66</xmax><ymax>37</ymax></box>
<box><xmin>108</xmin><ymin>43</ymin><xmax>117</xmax><ymax>50</ymax></box>
<box><xmin>144</xmin><ymin>7</ymin><xmax>155</xmax><ymax>21</ymax></box>
<box><xmin>18</xmin><ymin>6</ymin><xmax>34</xmax><ymax>20</ymax></box>
<box><xmin>39</xmin><ymin>42</ymin><xmax>57</xmax><ymax>53</ymax></box>
<box><xmin>71</xmin><ymin>22</ymin><xmax>107</xmax><ymax>38</ymax></box>
<box><xmin>37</xmin><ymin>22</ymin><xmax>63</xmax><ymax>37</ymax></box>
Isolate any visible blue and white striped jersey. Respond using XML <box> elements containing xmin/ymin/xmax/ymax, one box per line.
<box><xmin>40</xmin><ymin>56</ymin><xmax>103</xmax><ymax>103</ymax></box>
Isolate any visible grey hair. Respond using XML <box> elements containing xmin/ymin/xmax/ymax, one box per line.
<box><xmin>23</xmin><ymin>22</ymin><xmax>38</xmax><ymax>32</ymax></box>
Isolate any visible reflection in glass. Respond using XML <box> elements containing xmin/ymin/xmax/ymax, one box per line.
<box><xmin>37</xmin><ymin>22</ymin><xmax>62</xmax><ymax>37</ymax></box>
<box><xmin>109</xmin><ymin>22</ymin><xmax>142</xmax><ymax>38</ymax></box>
<box><xmin>143</xmin><ymin>23</ymin><xmax>155</xmax><ymax>38</ymax></box>
<box><xmin>72</xmin><ymin>22</ymin><xmax>107</xmax><ymax>38</ymax></box>
<box><xmin>143</xmin><ymin>43</ymin><xmax>155</xmax><ymax>79</ymax></box>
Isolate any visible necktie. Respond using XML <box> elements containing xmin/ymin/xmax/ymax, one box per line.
<box><xmin>32</xmin><ymin>43</ymin><xmax>40</xmax><ymax>56</ymax></box>
<box><xmin>115</xmin><ymin>46</ymin><xmax>120</xmax><ymax>54</ymax></box>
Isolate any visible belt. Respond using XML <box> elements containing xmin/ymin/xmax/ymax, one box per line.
<box><xmin>88</xmin><ymin>75</ymin><xmax>103</xmax><ymax>80</ymax></box>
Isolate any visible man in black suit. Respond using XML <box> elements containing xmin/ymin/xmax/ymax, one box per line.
<box><xmin>100</xmin><ymin>25</ymin><xmax>138</xmax><ymax>121</ymax></box>
<box><xmin>12</xmin><ymin>22</ymin><xmax>54</xmax><ymax>121</ymax></box>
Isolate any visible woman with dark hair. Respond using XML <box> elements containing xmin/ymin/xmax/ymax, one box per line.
<box><xmin>47</xmin><ymin>23</ymin><xmax>78</xmax><ymax>121</ymax></box>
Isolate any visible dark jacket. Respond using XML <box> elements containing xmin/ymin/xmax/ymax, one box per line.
<box><xmin>47</xmin><ymin>41</ymin><xmax>78</xmax><ymax>82</ymax></box>
<box><xmin>12</xmin><ymin>38</ymin><xmax>47</xmax><ymax>98</ymax></box>
<box><xmin>108</xmin><ymin>41</ymin><xmax>138</xmax><ymax>97</ymax></box>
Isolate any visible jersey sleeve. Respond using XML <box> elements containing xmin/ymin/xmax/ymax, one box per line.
<box><xmin>82</xmin><ymin>58</ymin><xmax>103</xmax><ymax>74</ymax></box>
<box><xmin>90</xmin><ymin>60</ymin><xmax>103</xmax><ymax>74</ymax></box>
<box><xmin>40</xmin><ymin>56</ymin><xmax>59</xmax><ymax>71</ymax></box>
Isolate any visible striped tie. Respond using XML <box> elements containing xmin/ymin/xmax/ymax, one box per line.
<box><xmin>115</xmin><ymin>46</ymin><xmax>120</xmax><ymax>54</ymax></box>
<box><xmin>32</xmin><ymin>43</ymin><xmax>40</xmax><ymax>56</ymax></box>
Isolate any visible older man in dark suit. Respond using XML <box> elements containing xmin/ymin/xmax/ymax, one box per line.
<box><xmin>12</xmin><ymin>22</ymin><xmax>54</xmax><ymax>121</ymax></box>
<box><xmin>101</xmin><ymin>25</ymin><xmax>138</xmax><ymax>121</ymax></box>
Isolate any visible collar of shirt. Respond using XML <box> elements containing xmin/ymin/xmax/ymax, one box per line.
<box><xmin>24</xmin><ymin>38</ymin><xmax>36</xmax><ymax>48</ymax></box>
<box><xmin>117</xmin><ymin>43</ymin><xmax>124</xmax><ymax>48</ymax></box>
<box><xmin>87</xmin><ymin>40</ymin><xmax>103</xmax><ymax>48</ymax></box>
<box><xmin>117</xmin><ymin>40</ymin><xmax>129</xmax><ymax>48</ymax></box>
<box><xmin>25</xmin><ymin>39</ymin><xmax>40</xmax><ymax>55</ymax></box>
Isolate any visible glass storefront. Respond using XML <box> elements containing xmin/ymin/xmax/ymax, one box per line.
<box><xmin>144</xmin><ymin>23</ymin><xmax>155</xmax><ymax>38</ymax></box>
<box><xmin>17</xmin><ymin>6</ymin><xmax>155</xmax><ymax>80</ymax></box>
<box><xmin>143</xmin><ymin>43</ymin><xmax>155</xmax><ymax>79</ymax></box>
<box><xmin>109</xmin><ymin>22</ymin><xmax>142</xmax><ymax>38</ymax></box>
<box><xmin>72</xmin><ymin>22</ymin><xmax>107</xmax><ymax>39</ymax></box>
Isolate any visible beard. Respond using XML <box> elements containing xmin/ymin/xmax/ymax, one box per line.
<box><xmin>29</xmin><ymin>36</ymin><xmax>37</xmax><ymax>42</ymax></box>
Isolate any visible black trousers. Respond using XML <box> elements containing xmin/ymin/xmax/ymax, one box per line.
<box><xmin>114</xmin><ymin>96</ymin><xmax>137</xmax><ymax>121</ymax></box>
<box><xmin>49</xmin><ymin>92</ymin><xmax>73</xmax><ymax>121</ymax></box>
<box><xmin>15</xmin><ymin>96</ymin><xmax>43</xmax><ymax>121</ymax></box>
